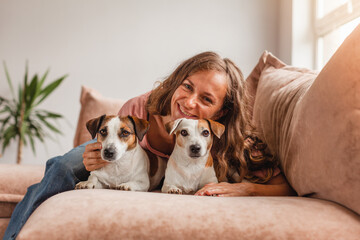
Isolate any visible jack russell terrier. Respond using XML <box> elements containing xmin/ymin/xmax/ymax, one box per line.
<box><xmin>75</xmin><ymin>115</ymin><xmax>164</xmax><ymax>192</ymax></box>
<box><xmin>162</xmin><ymin>118</ymin><xmax>225</xmax><ymax>194</ymax></box>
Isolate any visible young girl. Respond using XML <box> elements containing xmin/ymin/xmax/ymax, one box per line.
<box><xmin>83</xmin><ymin>51</ymin><xmax>295</xmax><ymax>196</ymax></box>
<box><xmin>4</xmin><ymin>51</ymin><xmax>294</xmax><ymax>240</ymax></box>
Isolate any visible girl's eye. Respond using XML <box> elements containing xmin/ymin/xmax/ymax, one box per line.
<box><xmin>203</xmin><ymin>96</ymin><xmax>213</xmax><ymax>104</ymax></box>
<box><xmin>99</xmin><ymin>129</ymin><xmax>107</xmax><ymax>136</ymax></box>
<box><xmin>183</xmin><ymin>83</ymin><xmax>192</xmax><ymax>91</ymax></box>
<box><xmin>180</xmin><ymin>130</ymin><xmax>188</xmax><ymax>136</ymax></box>
<box><xmin>202</xmin><ymin>130</ymin><xmax>210</xmax><ymax>137</ymax></box>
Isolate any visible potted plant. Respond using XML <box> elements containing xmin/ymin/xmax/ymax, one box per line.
<box><xmin>0</xmin><ymin>62</ymin><xmax>67</xmax><ymax>164</ymax></box>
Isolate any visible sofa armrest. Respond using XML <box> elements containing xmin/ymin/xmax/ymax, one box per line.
<box><xmin>0</xmin><ymin>164</ymin><xmax>44</xmax><ymax>217</ymax></box>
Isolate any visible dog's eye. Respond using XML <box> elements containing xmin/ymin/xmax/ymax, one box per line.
<box><xmin>202</xmin><ymin>130</ymin><xmax>210</xmax><ymax>137</ymax></box>
<box><xmin>99</xmin><ymin>129</ymin><xmax>107</xmax><ymax>136</ymax></box>
<box><xmin>121</xmin><ymin>130</ymin><xmax>130</xmax><ymax>137</ymax></box>
<box><xmin>180</xmin><ymin>130</ymin><xmax>188</xmax><ymax>136</ymax></box>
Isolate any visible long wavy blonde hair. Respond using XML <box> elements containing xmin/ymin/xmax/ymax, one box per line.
<box><xmin>146</xmin><ymin>51</ymin><xmax>277</xmax><ymax>183</ymax></box>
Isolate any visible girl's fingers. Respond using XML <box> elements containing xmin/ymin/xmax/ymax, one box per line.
<box><xmin>86</xmin><ymin>162</ymin><xmax>108</xmax><ymax>171</ymax></box>
<box><xmin>195</xmin><ymin>187</ymin><xmax>210</xmax><ymax>196</ymax></box>
<box><xmin>83</xmin><ymin>151</ymin><xmax>107</xmax><ymax>171</ymax></box>
<box><xmin>217</xmin><ymin>193</ymin><xmax>238</xmax><ymax>197</ymax></box>
<box><xmin>85</xmin><ymin>142</ymin><xmax>102</xmax><ymax>151</ymax></box>
<box><xmin>195</xmin><ymin>183</ymin><xmax>218</xmax><ymax>196</ymax></box>
<box><xmin>204</xmin><ymin>188</ymin><xmax>226</xmax><ymax>196</ymax></box>
<box><xmin>83</xmin><ymin>155</ymin><xmax>103</xmax><ymax>163</ymax></box>
<box><xmin>83</xmin><ymin>151</ymin><xmax>102</xmax><ymax>159</ymax></box>
<box><xmin>195</xmin><ymin>184</ymin><xmax>225</xmax><ymax>196</ymax></box>
<box><xmin>194</xmin><ymin>189</ymin><xmax>206</xmax><ymax>196</ymax></box>
<box><xmin>196</xmin><ymin>183</ymin><xmax>250</xmax><ymax>197</ymax></box>
<box><xmin>204</xmin><ymin>182</ymin><xmax>217</xmax><ymax>187</ymax></box>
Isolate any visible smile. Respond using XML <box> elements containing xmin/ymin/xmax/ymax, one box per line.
<box><xmin>178</xmin><ymin>104</ymin><xmax>196</xmax><ymax>118</ymax></box>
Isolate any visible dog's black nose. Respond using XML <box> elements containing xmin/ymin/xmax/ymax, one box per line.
<box><xmin>190</xmin><ymin>144</ymin><xmax>201</xmax><ymax>154</ymax></box>
<box><xmin>104</xmin><ymin>148</ymin><xmax>115</xmax><ymax>158</ymax></box>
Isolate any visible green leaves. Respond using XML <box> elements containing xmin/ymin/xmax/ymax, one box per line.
<box><xmin>36</xmin><ymin>75</ymin><xmax>67</xmax><ymax>107</ymax></box>
<box><xmin>3</xmin><ymin>62</ymin><xmax>15</xmax><ymax>99</ymax></box>
<box><xmin>0</xmin><ymin>62</ymin><xmax>67</xmax><ymax>161</ymax></box>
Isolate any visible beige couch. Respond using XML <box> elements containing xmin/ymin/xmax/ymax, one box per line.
<box><xmin>1</xmin><ymin>25</ymin><xmax>360</xmax><ymax>240</ymax></box>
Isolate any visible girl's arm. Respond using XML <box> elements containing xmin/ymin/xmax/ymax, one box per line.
<box><xmin>195</xmin><ymin>173</ymin><xmax>297</xmax><ymax>197</ymax></box>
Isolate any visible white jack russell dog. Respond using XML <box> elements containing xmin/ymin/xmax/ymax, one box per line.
<box><xmin>75</xmin><ymin>115</ymin><xmax>164</xmax><ymax>192</ymax></box>
<box><xmin>162</xmin><ymin>118</ymin><xmax>225</xmax><ymax>194</ymax></box>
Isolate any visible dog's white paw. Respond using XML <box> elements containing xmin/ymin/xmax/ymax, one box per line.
<box><xmin>168</xmin><ymin>187</ymin><xmax>182</xmax><ymax>194</ymax></box>
<box><xmin>116</xmin><ymin>183</ymin><xmax>132</xmax><ymax>191</ymax></box>
<box><xmin>75</xmin><ymin>181</ymin><xmax>95</xmax><ymax>189</ymax></box>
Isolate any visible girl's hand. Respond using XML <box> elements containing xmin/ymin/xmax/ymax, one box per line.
<box><xmin>82</xmin><ymin>142</ymin><xmax>108</xmax><ymax>171</ymax></box>
<box><xmin>195</xmin><ymin>182</ymin><xmax>254</xmax><ymax>197</ymax></box>
<box><xmin>195</xmin><ymin>174</ymin><xmax>297</xmax><ymax>197</ymax></box>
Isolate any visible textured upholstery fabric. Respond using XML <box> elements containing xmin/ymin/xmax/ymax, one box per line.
<box><xmin>73</xmin><ymin>85</ymin><xmax>125</xmax><ymax>147</ymax></box>
<box><xmin>0</xmin><ymin>164</ymin><xmax>44</xmax><ymax>238</ymax></box>
<box><xmin>18</xmin><ymin>190</ymin><xmax>360</xmax><ymax>240</ymax></box>
<box><xmin>246</xmin><ymin>25</ymin><xmax>360</xmax><ymax>214</ymax></box>
<box><xmin>0</xmin><ymin>218</ymin><xmax>10</xmax><ymax>239</ymax></box>
<box><xmin>0</xmin><ymin>202</ymin><xmax>17</xmax><ymax>218</ymax></box>
<box><xmin>0</xmin><ymin>164</ymin><xmax>44</xmax><ymax>217</ymax></box>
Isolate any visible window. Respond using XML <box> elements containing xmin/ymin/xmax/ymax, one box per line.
<box><xmin>315</xmin><ymin>0</ymin><xmax>360</xmax><ymax>69</ymax></box>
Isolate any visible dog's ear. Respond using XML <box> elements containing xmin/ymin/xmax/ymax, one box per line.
<box><xmin>86</xmin><ymin>114</ymin><xmax>106</xmax><ymax>139</ymax></box>
<box><xmin>127</xmin><ymin>116</ymin><xmax>150</xmax><ymax>141</ymax></box>
<box><xmin>165</xmin><ymin>119</ymin><xmax>183</xmax><ymax>135</ymax></box>
<box><xmin>206</xmin><ymin>119</ymin><xmax>225</xmax><ymax>139</ymax></box>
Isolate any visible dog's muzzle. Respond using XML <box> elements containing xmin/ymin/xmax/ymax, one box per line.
<box><xmin>103</xmin><ymin>147</ymin><xmax>117</xmax><ymax>161</ymax></box>
<box><xmin>189</xmin><ymin>144</ymin><xmax>201</xmax><ymax>158</ymax></box>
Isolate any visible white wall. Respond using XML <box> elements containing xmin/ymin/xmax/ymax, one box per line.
<box><xmin>278</xmin><ymin>0</ymin><xmax>293</xmax><ymax>64</ymax></box>
<box><xmin>0</xmin><ymin>0</ymin><xmax>280</xmax><ymax>165</ymax></box>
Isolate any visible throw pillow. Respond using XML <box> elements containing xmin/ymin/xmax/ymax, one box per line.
<box><xmin>246</xmin><ymin>25</ymin><xmax>360</xmax><ymax>214</ymax></box>
<box><xmin>73</xmin><ymin>86</ymin><xmax>125</xmax><ymax>147</ymax></box>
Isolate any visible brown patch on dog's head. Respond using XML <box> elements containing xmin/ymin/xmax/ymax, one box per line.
<box><xmin>88</xmin><ymin>115</ymin><xmax>150</xmax><ymax>151</ymax></box>
<box><xmin>127</xmin><ymin>116</ymin><xmax>150</xmax><ymax>141</ymax></box>
<box><xmin>197</xmin><ymin>120</ymin><xmax>213</xmax><ymax>151</ymax></box>
<box><xmin>205</xmin><ymin>119</ymin><xmax>225</xmax><ymax>139</ymax></box>
<box><xmin>91</xmin><ymin>115</ymin><xmax>127</xmax><ymax>143</ymax></box>
<box><xmin>165</xmin><ymin>119</ymin><xmax>185</xmax><ymax>148</ymax></box>
<box><xmin>121</xmin><ymin>116</ymin><xmax>150</xmax><ymax>150</ymax></box>
<box><xmin>165</xmin><ymin>119</ymin><xmax>183</xmax><ymax>135</ymax></box>
<box><xmin>175</xmin><ymin>130</ymin><xmax>185</xmax><ymax>148</ymax></box>
<box><xmin>117</xmin><ymin>117</ymin><xmax>137</xmax><ymax>150</ymax></box>
<box><xmin>86</xmin><ymin>114</ymin><xmax>107</xmax><ymax>139</ymax></box>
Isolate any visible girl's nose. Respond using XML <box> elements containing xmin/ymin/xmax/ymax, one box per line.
<box><xmin>184</xmin><ymin>94</ymin><xmax>197</xmax><ymax>109</ymax></box>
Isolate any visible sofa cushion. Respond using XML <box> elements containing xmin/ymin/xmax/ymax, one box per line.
<box><xmin>0</xmin><ymin>164</ymin><xmax>44</xmax><ymax>218</ymax></box>
<box><xmin>246</xmin><ymin>25</ymin><xmax>360</xmax><ymax>214</ymax></box>
<box><xmin>0</xmin><ymin>202</ymin><xmax>17</xmax><ymax>218</ymax></box>
<box><xmin>0</xmin><ymin>218</ymin><xmax>10</xmax><ymax>240</ymax></box>
<box><xmin>73</xmin><ymin>85</ymin><xmax>125</xmax><ymax>147</ymax></box>
<box><xmin>18</xmin><ymin>190</ymin><xmax>360</xmax><ymax>240</ymax></box>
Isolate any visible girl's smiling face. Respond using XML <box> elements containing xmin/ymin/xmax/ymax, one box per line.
<box><xmin>170</xmin><ymin>70</ymin><xmax>228</xmax><ymax>121</ymax></box>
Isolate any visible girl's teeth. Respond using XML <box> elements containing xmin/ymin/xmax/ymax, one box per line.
<box><xmin>180</xmin><ymin>106</ymin><xmax>193</xmax><ymax>116</ymax></box>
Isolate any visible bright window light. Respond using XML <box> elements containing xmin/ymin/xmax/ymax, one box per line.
<box><xmin>317</xmin><ymin>0</ymin><xmax>349</xmax><ymax>18</ymax></box>
<box><xmin>315</xmin><ymin>0</ymin><xmax>360</xmax><ymax>69</ymax></box>
<box><xmin>318</xmin><ymin>17</ymin><xmax>360</xmax><ymax>67</ymax></box>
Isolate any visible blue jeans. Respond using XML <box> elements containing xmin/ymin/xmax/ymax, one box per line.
<box><xmin>3</xmin><ymin>139</ymin><xmax>96</xmax><ymax>240</ymax></box>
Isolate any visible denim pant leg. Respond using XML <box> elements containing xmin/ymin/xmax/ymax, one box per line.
<box><xmin>3</xmin><ymin>139</ymin><xmax>96</xmax><ymax>240</ymax></box>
